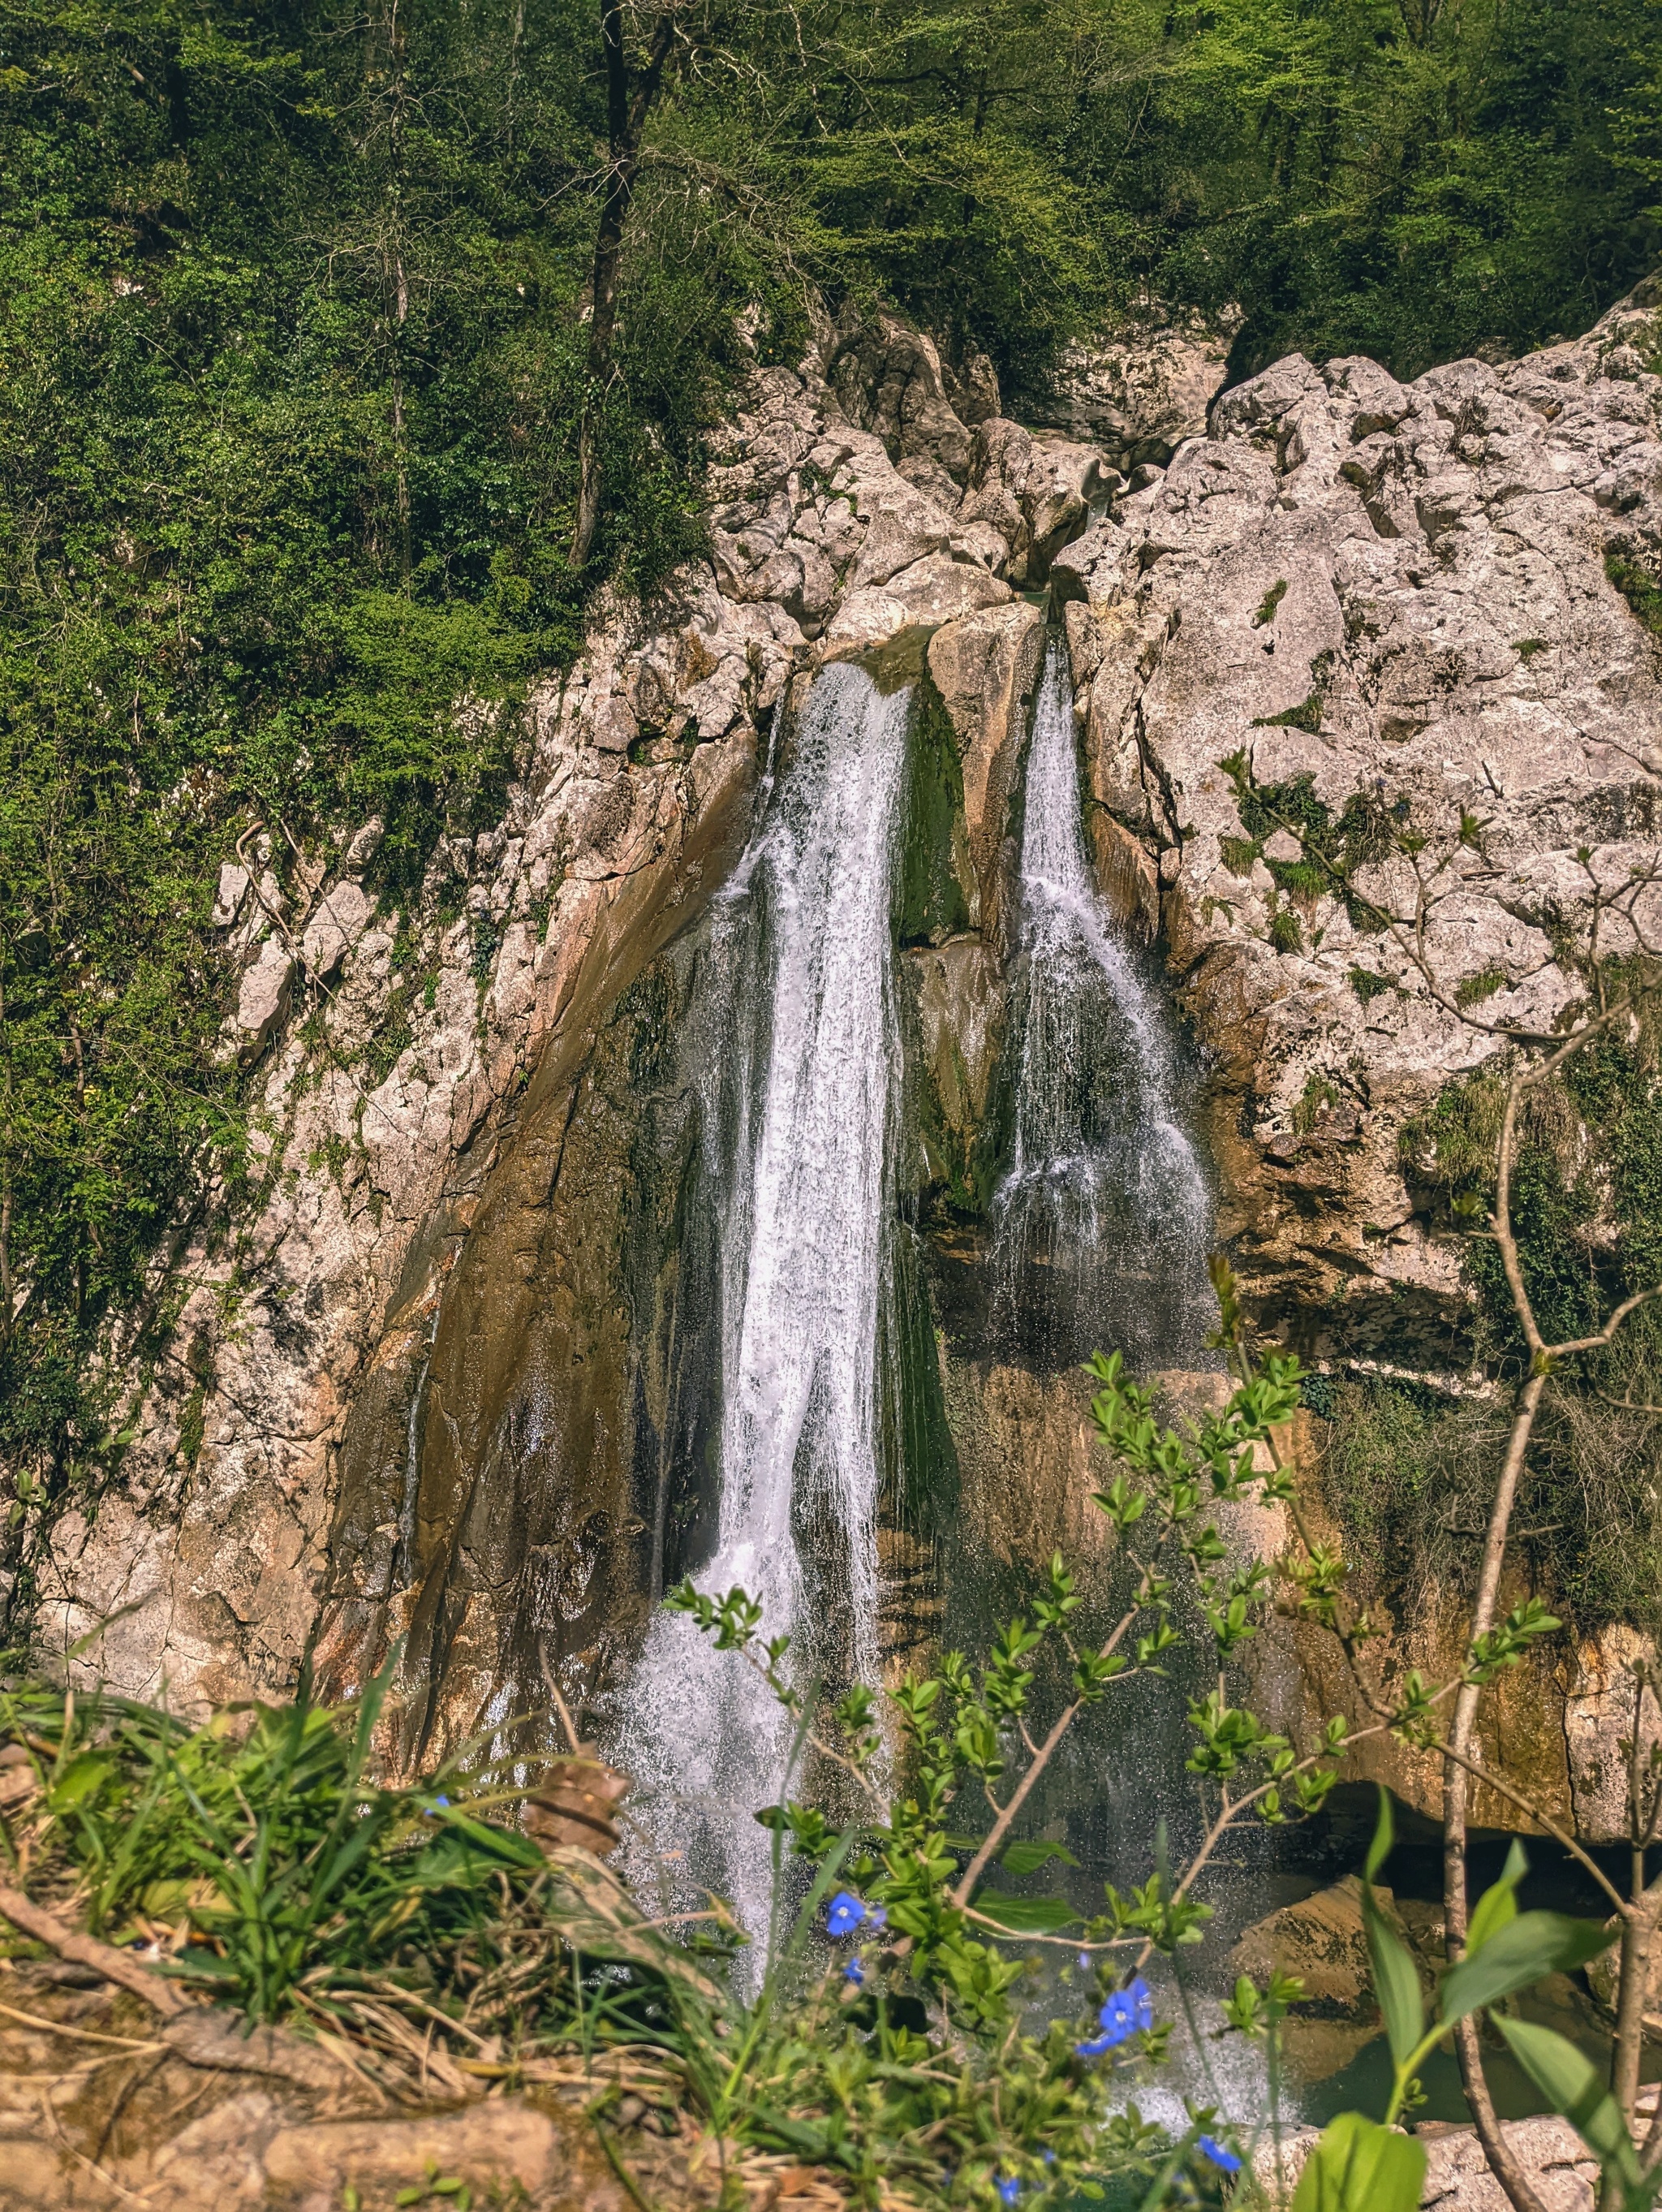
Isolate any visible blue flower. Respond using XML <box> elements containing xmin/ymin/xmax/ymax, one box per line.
<box><xmin>1074</xmin><ymin>2033</ymin><xmax>1114</xmax><ymax>2059</ymax></box>
<box><xmin>843</xmin><ymin>1957</ymin><xmax>864</xmax><ymax>1986</ymax></box>
<box><xmin>996</xmin><ymin>2178</ymin><xmax>1022</xmax><ymax>2205</ymax></box>
<box><xmin>1076</xmin><ymin>1953</ymin><xmax>1092</xmax><ymax>1971</ymax></box>
<box><xmin>825</xmin><ymin>1891</ymin><xmax>866</xmax><ymax>1938</ymax></box>
<box><xmin>1197</xmin><ymin>2136</ymin><xmax>1242</xmax><ymax>2175</ymax></box>
<box><xmin>1096</xmin><ymin>1994</ymin><xmax>1135</xmax><ymax>2045</ymax></box>
<box><xmin>866</xmin><ymin>1903</ymin><xmax>888</xmax><ymax>1930</ymax></box>
<box><xmin>1040</xmin><ymin>2150</ymin><xmax>1056</xmax><ymax>2167</ymax></box>
<box><xmin>1096</xmin><ymin>1974</ymin><xmax>1155</xmax><ymax>2046</ymax></box>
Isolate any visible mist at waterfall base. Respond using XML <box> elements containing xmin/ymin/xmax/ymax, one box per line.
<box><xmin>611</xmin><ymin>662</ymin><xmax>908</xmax><ymax>1947</ymax></box>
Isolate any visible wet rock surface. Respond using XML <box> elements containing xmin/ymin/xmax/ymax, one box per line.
<box><xmin>34</xmin><ymin>313</ymin><xmax>1087</xmax><ymax>1744</ymax></box>
<box><xmin>1058</xmin><ymin>280</ymin><xmax>1662</xmax><ymax>1371</ymax></box>
<box><xmin>34</xmin><ymin>276</ymin><xmax>1662</xmax><ymax>1857</ymax></box>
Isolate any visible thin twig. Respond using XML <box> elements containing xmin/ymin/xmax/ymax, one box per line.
<box><xmin>0</xmin><ymin>1998</ymin><xmax>162</xmax><ymax>2050</ymax></box>
<box><xmin>0</xmin><ymin>1884</ymin><xmax>188</xmax><ymax>2016</ymax></box>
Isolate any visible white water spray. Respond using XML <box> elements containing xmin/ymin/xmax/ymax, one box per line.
<box><xmin>616</xmin><ymin>662</ymin><xmax>910</xmax><ymax>1940</ymax></box>
<box><xmin>995</xmin><ymin>639</ymin><xmax>1212</xmax><ymax>1361</ymax></box>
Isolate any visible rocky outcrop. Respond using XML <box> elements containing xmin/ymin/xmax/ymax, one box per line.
<box><xmin>33</xmin><ymin>320</ymin><xmax>1079</xmax><ymax>1732</ymax></box>
<box><xmin>1058</xmin><ymin>279</ymin><xmax>1662</xmax><ymax>1371</ymax></box>
<box><xmin>1019</xmin><ymin>300</ymin><xmax>1243</xmax><ymax>472</ymax></box>
<box><xmin>37</xmin><ymin>268</ymin><xmax>1662</xmax><ymax>1859</ymax></box>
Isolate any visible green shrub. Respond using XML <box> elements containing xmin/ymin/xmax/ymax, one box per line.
<box><xmin>1607</xmin><ymin>553</ymin><xmax>1662</xmax><ymax>638</ymax></box>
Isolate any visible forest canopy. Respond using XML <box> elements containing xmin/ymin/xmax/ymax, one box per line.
<box><xmin>0</xmin><ymin>0</ymin><xmax>1659</xmax><ymax>1488</ymax></box>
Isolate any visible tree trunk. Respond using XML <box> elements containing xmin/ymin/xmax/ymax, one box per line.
<box><xmin>569</xmin><ymin>4</ymin><xmax>674</xmax><ymax>569</ymax></box>
<box><xmin>1443</xmin><ymin>1367</ymin><xmax>1549</xmax><ymax>2212</ymax></box>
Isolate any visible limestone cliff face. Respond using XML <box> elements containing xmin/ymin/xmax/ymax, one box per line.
<box><xmin>34</xmin><ymin>321</ymin><xmax>1068</xmax><ymax>1740</ymax></box>
<box><xmin>1056</xmin><ymin>278</ymin><xmax>1662</xmax><ymax>1839</ymax></box>
<box><xmin>37</xmin><ymin>282</ymin><xmax>1662</xmax><ymax>1838</ymax></box>
<box><xmin>1057</xmin><ymin>278</ymin><xmax>1662</xmax><ymax>1372</ymax></box>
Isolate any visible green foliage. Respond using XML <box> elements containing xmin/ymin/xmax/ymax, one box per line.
<box><xmin>1268</xmin><ymin>899</ymin><xmax>1305</xmax><ymax>954</ymax></box>
<box><xmin>896</xmin><ymin>678</ymin><xmax>975</xmax><ymax>948</ymax></box>
<box><xmin>1455</xmin><ymin>963</ymin><xmax>1509</xmax><ymax>1008</ymax></box>
<box><xmin>1218</xmin><ymin>835</ymin><xmax>1259</xmax><ymax>877</ymax></box>
<box><xmin>1401</xmin><ymin>1033</ymin><xmax>1662</xmax><ymax>1382</ymax></box>
<box><xmin>2</xmin><ymin>1279</ymin><xmax>1647</xmax><ymax>2209</ymax></box>
<box><xmin>1145</xmin><ymin>0</ymin><xmax>1662</xmax><ymax>378</ymax></box>
<box><xmin>1293</xmin><ymin>1073</ymin><xmax>1340</xmax><ymax>1134</ymax></box>
<box><xmin>1321</xmin><ymin>1365</ymin><xmax>1662</xmax><ymax>1636</ymax></box>
<box><xmin>1608</xmin><ymin>553</ymin><xmax>1662</xmax><ymax>639</ymax></box>
<box><xmin>0</xmin><ymin>1667</ymin><xmax>702</xmax><ymax>2039</ymax></box>
<box><xmin>0</xmin><ymin>0</ymin><xmax>752</xmax><ymax>1503</ymax></box>
<box><xmin>1290</xmin><ymin>2112</ymin><xmax>1427</xmax><ymax>2212</ymax></box>
<box><xmin>1221</xmin><ymin>749</ymin><xmax>1404</xmax><ymax>937</ymax></box>
<box><xmin>1346</xmin><ymin>1790</ymin><xmax>1617</xmax><ymax>2145</ymax></box>
<box><xmin>1494</xmin><ymin>2019</ymin><xmax>1662</xmax><ymax>2210</ymax></box>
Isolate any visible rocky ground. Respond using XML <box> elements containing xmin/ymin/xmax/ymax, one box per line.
<box><xmin>0</xmin><ymin>1934</ymin><xmax>1636</xmax><ymax>2210</ymax></box>
<box><xmin>0</xmin><ymin>1958</ymin><xmax>850</xmax><ymax>2212</ymax></box>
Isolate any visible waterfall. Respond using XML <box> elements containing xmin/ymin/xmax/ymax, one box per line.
<box><xmin>614</xmin><ymin>661</ymin><xmax>910</xmax><ymax>1939</ymax></box>
<box><xmin>994</xmin><ymin>639</ymin><xmax>1212</xmax><ymax>1366</ymax></box>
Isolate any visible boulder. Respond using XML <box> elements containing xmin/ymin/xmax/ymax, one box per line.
<box><xmin>1019</xmin><ymin>302</ymin><xmax>1242</xmax><ymax>471</ymax></box>
<box><xmin>232</xmin><ymin>935</ymin><xmax>295</xmax><ymax>1059</ymax></box>
<box><xmin>211</xmin><ymin>862</ymin><xmax>250</xmax><ymax>928</ymax></box>
<box><xmin>926</xmin><ymin>602</ymin><xmax>1045</xmax><ymax>935</ymax></box>
<box><xmin>823</xmin><ymin>554</ymin><xmax>1011</xmax><ymax>661</ymax></box>
<box><xmin>958</xmin><ymin>418</ymin><xmax>1117</xmax><ymax>584</ymax></box>
<box><xmin>941</xmin><ymin>347</ymin><xmax>1001</xmax><ymax>426</ymax></box>
<box><xmin>827</xmin><ymin>311</ymin><xmax>976</xmax><ymax>481</ymax></box>
<box><xmin>299</xmin><ymin>878</ymin><xmax>373</xmax><ymax>983</ymax></box>
<box><xmin>1229</xmin><ymin>1874</ymin><xmax>1410</xmax><ymax>2010</ymax></box>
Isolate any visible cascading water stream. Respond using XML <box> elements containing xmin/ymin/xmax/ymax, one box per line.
<box><xmin>993</xmin><ymin>639</ymin><xmax>1213</xmax><ymax>1365</ymax></box>
<box><xmin>614</xmin><ymin>661</ymin><xmax>910</xmax><ymax>1942</ymax></box>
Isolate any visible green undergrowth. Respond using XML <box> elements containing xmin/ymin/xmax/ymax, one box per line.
<box><xmin>1321</xmin><ymin>1365</ymin><xmax>1662</xmax><ymax>1636</ymax></box>
<box><xmin>0</xmin><ymin>1667</ymin><xmax>1186</xmax><ymax>2208</ymax></box>
<box><xmin>0</xmin><ymin>0</ymin><xmax>736</xmax><ymax>1529</ymax></box>
<box><xmin>1607</xmin><ymin>553</ymin><xmax>1662</xmax><ymax>638</ymax></box>
<box><xmin>1334</xmin><ymin>1025</ymin><xmax>1662</xmax><ymax>1632</ymax></box>
<box><xmin>0</xmin><ymin>1667</ymin><xmax>715</xmax><ymax>2039</ymax></box>
<box><xmin>1219</xmin><ymin>750</ymin><xmax>1405</xmax><ymax>936</ymax></box>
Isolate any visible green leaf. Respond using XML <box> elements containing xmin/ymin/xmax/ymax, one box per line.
<box><xmin>999</xmin><ymin>1839</ymin><xmax>1080</xmax><ymax>1878</ymax></box>
<box><xmin>1363</xmin><ymin>1784</ymin><xmax>1395</xmax><ymax>1884</ymax></box>
<box><xmin>1493</xmin><ymin>2019</ymin><xmax>1651</xmax><ymax>2201</ymax></box>
<box><xmin>1290</xmin><ymin>2113</ymin><xmax>1427</xmax><ymax>2212</ymax></box>
<box><xmin>45</xmin><ymin>1750</ymin><xmax>115</xmax><ymax>1812</ymax></box>
<box><xmin>969</xmin><ymin>1891</ymin><xmax>1079</xmax><ymax>1934</ymax></box>
<box><xmin>1466</xmin><ymin>1838</ymin><xmax>1527</xmax><ymax>1958</ymax></box>
<box><xmin>1440</xmin><ymin>1912</ymin><xmax>1616</xmax><ymax>2029</ymax></box>
<box><xmin>1361</xmin><ymin>1793</ymin><xmax>1422</xmax><ymax>2065</ymax></box>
